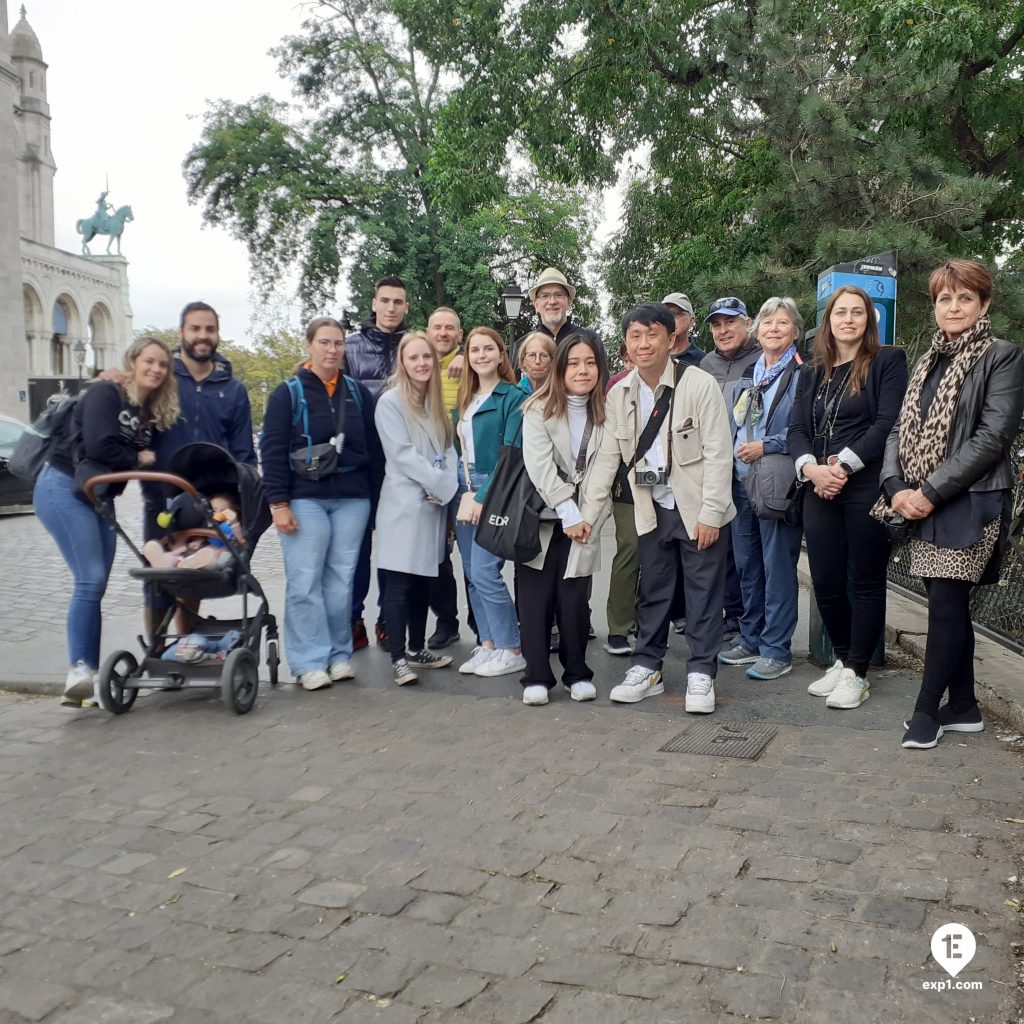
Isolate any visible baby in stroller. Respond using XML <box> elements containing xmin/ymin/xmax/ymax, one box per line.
<box><xmin>143</xmin><ymin>492</ymin><xmax>245</xmax><ymax>570</ymax></box>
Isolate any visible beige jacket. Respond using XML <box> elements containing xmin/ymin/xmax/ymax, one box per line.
<box><xmin>521</xmin><ymin>406</ymin><xmax>609</xmax><ymax>577</ymax></box>
<box><xmin>580</xmin><ymin>362</ymin><xmax>736</xmax><ymax>537</ymax></box>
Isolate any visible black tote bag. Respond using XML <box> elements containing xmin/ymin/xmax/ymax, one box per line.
<box><xmin>474</xmin><ymin>444</ymin><xmax>546</xmax><ymax>563</ymax></box>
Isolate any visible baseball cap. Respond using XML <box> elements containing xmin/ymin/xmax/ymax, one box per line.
<box><xmin>661</xmin><ymin>292</ymin><xmax>694</xmax><ymax>316</ymax></box>
<box><xmin>704</xmin><ymin>296</ymin><xmax>749</xmax><ymax>322</ymax></box>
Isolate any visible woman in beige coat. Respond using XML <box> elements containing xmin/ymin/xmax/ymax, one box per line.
<box><xmin>518</xmin><ymin>330</ymin><xmax>609</xmax><ymax>706</ymax></box>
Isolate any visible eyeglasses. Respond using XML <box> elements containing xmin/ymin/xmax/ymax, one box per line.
<box><xmin>708</xmin><ymin>297</ymin><xmax>746</xmax><ymax>315</ymax></box>
<box><xmin>522</xmin><ymin>352</ymin><xmax>552</xmax><ymax>363</ymax></box>
<box><xmin>315</xmin><ymin>339</ymin><xmax>345</xmax><ymax>350</ymax></box>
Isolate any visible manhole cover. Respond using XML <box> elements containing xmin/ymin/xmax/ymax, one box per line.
<box><xmin>658</xmin><ymin>721</ymin><xmax>777</xmax><ymax>760</ymax></box>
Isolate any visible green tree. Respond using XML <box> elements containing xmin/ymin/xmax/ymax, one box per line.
<box><xmin>183</xmin><ymin>0</ymin><xmax>597</xmax><ymax>329</ymax></box>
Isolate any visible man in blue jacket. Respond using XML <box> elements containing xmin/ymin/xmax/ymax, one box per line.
<box><xmin>343</xmin><ymin>276</ymin><xmax>409</xmax><ymax>647</ymax></box>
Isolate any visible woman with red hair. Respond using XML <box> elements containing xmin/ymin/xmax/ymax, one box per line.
<box><xmin>881</xmin><ymin>260</ymin><xmax>1024</xmax><ymax>748</ymax></box>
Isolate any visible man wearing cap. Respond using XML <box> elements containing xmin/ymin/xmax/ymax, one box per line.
<box><xmin>580</xmin><ymin>302</ymin><xmax>735</xmax><ymax>714</ymax></box>
<box><xmin>531</xmin><ymin>267</ymin><xmax>582</xmax><ymax>345</ymax></box>
<box><xmin>702</xmin><ymin>296</ymin><xmax>760</xmax><ymax>637</ymax></box>
<box><xmin>663</xmin><ymin>292</ymin><xmax>705</xmax><ymax>369</ymax></box>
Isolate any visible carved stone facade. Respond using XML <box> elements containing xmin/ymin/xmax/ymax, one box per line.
<box><xmin>0</xmin><ymin>2</ymin><xmax>132</xmax><ymax>420</ymax></box>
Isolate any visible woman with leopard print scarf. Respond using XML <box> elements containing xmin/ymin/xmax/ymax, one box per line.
<box><xmin>881</xmin><ymin>260</ymin><xmax>1024</xmax><ymax>749</ymax></box>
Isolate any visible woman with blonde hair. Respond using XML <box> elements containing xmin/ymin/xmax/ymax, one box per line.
<box><xmin>36</xmin><ymin>336</ymin><xmax>179</xmax><ymax>706</ymax></box>
<box><xmin>452</xmin><ymin>326</ymin><xmax>527</xmax><ymax>678</ymax></box>
<box><xmin>517</xmin><ymin>331</ymin><xmax>556</xmax><ymax>396</ymax></box>
<box><xmin>374</xmin><ymin>332</ymin><xmax>459</xmax><ymax>685</ymax></box>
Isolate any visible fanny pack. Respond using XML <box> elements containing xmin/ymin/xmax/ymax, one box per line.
<box><xmin>287</xmin><ymin>375</ymin><xmax>361</xmax><ymax>481</ymax></box>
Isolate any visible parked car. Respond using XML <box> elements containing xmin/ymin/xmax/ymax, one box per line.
<box><xmin>0</xmin><ymin>415</ymin><xmax>35</xmax><ymax>513</ymax></box>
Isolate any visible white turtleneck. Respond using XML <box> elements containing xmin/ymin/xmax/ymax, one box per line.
<box><xmin>555</xmin><ymin>395</ymin><xmax>592</xmax><ymax>530</ymax></box>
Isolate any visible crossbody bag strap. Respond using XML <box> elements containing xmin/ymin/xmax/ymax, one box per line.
<box><xmin>628</xmin><ymin>362</ymin><xmax>689</xmax><ymax>471</ymax></box>
<box><xmin>572</xmin><ymin>419</ymin><xmax>594</xmax><ymax>483</ymax></box>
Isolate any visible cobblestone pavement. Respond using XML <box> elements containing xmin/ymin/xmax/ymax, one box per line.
<box><xmin>2</xmin><ymin>488</ymin><xmax>1023</xmax><ymax>1022</ymax></box>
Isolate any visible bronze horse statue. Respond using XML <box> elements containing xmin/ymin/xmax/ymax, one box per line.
<box><xmin>76</xmin><ymin>204</ymin><xmax>134</xmax><ymax>256</ymax></box>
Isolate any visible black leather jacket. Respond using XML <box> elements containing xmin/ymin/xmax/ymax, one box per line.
<box><xmin>882</xmin><ymin>339</ymin><xmax>1024</xmax><ymax>502</ymax></box>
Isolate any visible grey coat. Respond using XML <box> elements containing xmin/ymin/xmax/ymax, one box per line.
<box><xmin>373</xmin><ymin>390</ymin><xmax>458</xmax><ymax>577</ymax></box>
<box><xmin>882</xmin><ymin>339</ymin><xmax>1024</xmax><ymax>501</ymax></box>
<box><xmin>701</xmin><ymin>336</ymin><xmax>762</xmax><ymax>392</ymax></box>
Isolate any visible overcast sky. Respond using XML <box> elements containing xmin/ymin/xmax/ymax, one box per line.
<box><xmin>20</xmin><ymin>0</ymin><xmax>315</xmax><ymax>343</ymax></box>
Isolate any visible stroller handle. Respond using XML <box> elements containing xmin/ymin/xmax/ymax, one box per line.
<box><xmin>83</xmin><ymin>470</ymin><xmax>200</xmax><ymax>504</ymax></box>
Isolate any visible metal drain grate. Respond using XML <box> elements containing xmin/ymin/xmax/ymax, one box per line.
<box><xmin>658</xmin><ymin>721</ymin><xmax>777</xmax><ymax>760</ymax></box>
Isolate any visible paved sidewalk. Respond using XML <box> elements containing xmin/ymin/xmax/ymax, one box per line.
<box><xmin>1</xmin><ymin>488</ymin><xmax>1022</xmax><ymax>1021</ymax></box>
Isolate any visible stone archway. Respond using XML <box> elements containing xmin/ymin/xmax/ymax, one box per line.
<box><xmin>88</xmin><ymin>302</ymin><xmax>114</xmax><ymax>371</ymax></box>
<box><xmin>23</xmin><ymin>284</ymin><xmax>43</xmax><ymax>375</ymax></box>
<box><xmin>51</xmin><ymin>293</ymin><xmax>82</xmax><ymax>377</ymax></box>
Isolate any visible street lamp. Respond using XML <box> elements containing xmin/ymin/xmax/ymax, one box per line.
<box><xmin>499</xmin><ymin>282</ymin><xmax>527</xmax><ymax>357</ymax></box>
<box><xmin>72</xmin><ymin>339</ymin><xmax>86</xmax><ymax>379</ymax></box>
<box><xmin>260</xmin><ymin>379</ymin><xmax>269</xmax><ymax>419</ymax></box>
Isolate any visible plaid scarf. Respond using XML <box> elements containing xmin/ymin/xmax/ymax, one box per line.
<box><xmin>732</xmin><ymin>345</ymin><xmax>798</xmax><ymax>425</ymax></box>
<box><xmin>898</xmin><ymin>314</ymin><xmax>994</xmax><ymax>486</ymax></box>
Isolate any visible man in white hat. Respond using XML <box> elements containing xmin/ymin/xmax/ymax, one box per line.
<box><xmin>662</xmin><ymin>292</ymin><xmax>705</xmax><ymax>369</ymax></box>
<box><xmin>530</xmin><ymin>267</ymin><xmax>580</xmax><ymax>346</ymax></box>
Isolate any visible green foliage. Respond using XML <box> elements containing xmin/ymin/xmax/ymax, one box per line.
<box><xmin>183</xmin><ymin>0</ymin><xmax>596</xmax><ymax>329</ymax></box>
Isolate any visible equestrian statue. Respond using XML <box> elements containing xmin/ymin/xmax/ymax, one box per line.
<box><xmin>77</xmin><ymin>191</ymin><xmax>134</xmax><ymax>256</ymax></box>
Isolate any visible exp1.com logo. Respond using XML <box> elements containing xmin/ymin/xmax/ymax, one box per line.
<box><xmin>923</xmin><ymin>924</ymin><xmax>983</xmax><ymax>992</ymax></box>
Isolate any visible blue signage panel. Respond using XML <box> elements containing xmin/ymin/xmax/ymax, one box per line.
<box><xmin>816</xmin><ymin>250</ymin><xmax>898</xmax><ymax>345</ymax></box>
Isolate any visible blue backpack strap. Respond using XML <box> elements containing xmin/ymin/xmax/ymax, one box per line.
<box><xmin>342</xmin><ymin>375</ymin><xmax>363</xmax><ymax>414</ymax></box>
<box><xmin>286</xmin><ymin>376</ymin><xmax>314</xmax><ymax>464</ymax></box>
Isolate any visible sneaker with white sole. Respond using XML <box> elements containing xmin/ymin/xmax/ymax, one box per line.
<box><xmin>901</xmin><ymin>711</ymin><xmax>943</xmax><ymax>749</ymax></box>
<box><xmin>476</xmin><ymin>648</ymin><xmax>527</xmax><ymax>677</ymax></box>
<box><xmin>458</xmin><ymin>646</ymin><xmax>495</xmax><ymax>674</ymax></box>
<box><xmin>825</xmin><ymin>668</ymin><xmax>869</xmax><ymax>709</ymax></box>
<box><xmin>567</xmin><ymin>680</ymin><xmax>597</xmax><ymax>702</ymax></box>
<box><xmin>718</xmin><ymin>643</ymin><xmax>758</xmax><ymax>666</ymax></box>
<box><xmin>407</xmin><ymin>649</ymin><xmax>453</xmax><ymax>670</ymax></box>
<box><xmin>298</xmin><ymin>669</ymin><xmax>332</xmax><ymax>691</ymax></box>
<box><xmin>807</xmin><ymin>659</ymin><xmax>844</xmax><ymax>697</ymax></box>
<box><xmin>902</xmin><ymin>704</ymin><xmax>985</xmax><ymax>734</ymax></box>
<box><xmin>62</xmin><ymin>661</ymin><xmax>96</xmax><ymax>705</ymax></box>
<box><xmin>393</xmin><ymin>659</ymin><xmax>418</xmax><ymax>685</ymax></box>
<box><xmin>685</xmin><ymin>672</ymin><xmax>716</xmax><ymax>714</ymax></box>
<box><xmin>609</xmin><ymin>665</ymin><xmax>664</xmax><ymax>703</ymax></box>
<box><xmin>329</xmin><ymin>661</ymin><xmax>354</xmax><ymax>681</ymax></box>
<box><xmin>522</xmin><ymin>684</ymin><xmax>549</xmax><ymax>706</ymax></box>
<box><xmin>603</xmin><ymin>635</ymin><xmax>632</xmax><ymax>655</ymax></box>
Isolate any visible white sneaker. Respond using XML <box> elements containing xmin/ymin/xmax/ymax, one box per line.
<box><xmin>328</xmin><ymin>661</ymin><xmax>354</xmax><ymax>681</ymax></box>
<box><xmin>476</xmin><ymin>648</ymin><xmax>527</xmax><ymax>677</ymax></box>
<box><xmin>61</xmin><ymin>661</ymin><xmax>96</xmax><ymax>705</ymax></box>
<box><xmin>826</xmin><ymin>668</ymin><xmax>869</xmax><ymax>709</ymax></box>
<box><xmin>807</xmin><ymin>659</ymin><xmax>844</xmax><ymax>696</ymax></box>
<box><xmin>609</xmin><ymin>665</ymin><xmax>664</xmax><ymax>703</ymax></box>
<box><xmin>298</xmin><ymin>669</ymin><xmax>332</xmax><ymax>691</ymax></box>
<box><xmin>568</xmin><ymin>680</ymin><xmax>597</xmax><ymax>702</ymax></box>
<box><xmin>685</xmin><ymin>672</ymin><xmax>716</xmax><ymax>714</ymax></box>
<box><xmin>458</xmin><ymin>646</ymin><xmax>495</xmax><ymax>674</ymax></box>
<box><xmin>522</xmin><ymin>685</ymin><xmax>549</xmax><ymax>706</ymax></box>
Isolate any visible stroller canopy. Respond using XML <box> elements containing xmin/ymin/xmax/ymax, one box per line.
<box><xmin>164</xmin><ymin>443</ymin><xmax>271</xmax><ymax>546</ymax></box>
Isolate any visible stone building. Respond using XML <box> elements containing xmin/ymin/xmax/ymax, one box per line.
<box><xmin>0</xmin><ymin>2</ymin><xmax>132</xmax><ymax>420</ymax></box>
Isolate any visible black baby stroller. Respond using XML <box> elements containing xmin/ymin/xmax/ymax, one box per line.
<box><xmin>84</xmin><ymin>442</ymin><xmax>279</xmax><ymax>715</ymax></box>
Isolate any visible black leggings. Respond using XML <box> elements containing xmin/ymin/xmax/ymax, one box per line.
<box><xmin>381</xmin><ymin>569</ymin><xmax>430</xmax><ymax>662</ymax></box>
<box><xmin>915</xmin><ymin>578</ymin><xmax>977</xmax><ymax>716</ymax></box>
<box><xmin>803</xmin><ymin>471</ymin><xmax>890</xmax><ymax>677</ymax></box>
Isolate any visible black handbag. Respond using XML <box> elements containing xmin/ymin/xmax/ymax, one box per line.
<box><xmin>475</xmin><ymin>444</ymin><xmax>546</xmax><ymax>562</ymax></box>
<box><xmin>288</xmin><ymin>376</ymin><xmax>348</xmax><ymax>481</ymax></box>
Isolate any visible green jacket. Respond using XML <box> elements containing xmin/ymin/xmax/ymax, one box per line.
<box><xmin>453</xmin><ymin>380</ymin><xmax>525</xmax><ymax>503</ymax></box>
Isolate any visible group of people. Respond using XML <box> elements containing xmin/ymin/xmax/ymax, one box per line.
<box><xmin>37</xmin><ymin>259</ymin><xmax>1023</xmax><ymax>750</ymax></box>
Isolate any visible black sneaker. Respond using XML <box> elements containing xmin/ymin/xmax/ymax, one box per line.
<box><xmin>407</xmin><ymin>649</ymin><xmax>453</xmax><ymax>670</ymax></box>
<box><xmin>672</xmin><ymin>618</ymin><xmax>686</xmax><ymax>635</ymax></box>
<box><xmin>603</xmin><ymin>634</ymin><xmax>632</xmax><ymax>656</ymax></box>
<box><xmin>393</xmin><ymin>659</ymin><xmax>418</xmax><ymax>685</ymax></box>
<box><xmin>901</xmin><ymin>711</ymin><xmax>944</xmax><ymax>749</ymax></box>
<box><xmin>427</xmin><ymin>628</ymin><xmax>459</xmax><ymax>650</ymax></box>
<box><xmin>903</xmin><ymin>705</ymin><xmax>985</xmax><ymax>734</ymax></box>
<box><xmin>722</xmin><ymin>616</ymin><xmax>740</xmax><ymax>640</ymax></box>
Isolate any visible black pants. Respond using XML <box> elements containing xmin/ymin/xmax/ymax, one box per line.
<box><xmin>915</xmin><ymin>578</ymin><xmax>977</xmax><ymax>716</ymax></box>
<box><xmin>803</xmin><ymin>471</ymin><xmax>889</xmax><ymax>677</ymax></box>
<box><xmin>381</xmin><ymin>569</ymin><xmax>430</xmax><ymax>662</ymax></box>
<box><xmin>517</xmin><ymin>525</ymin><xmax>592</xmax><ymax>688</ymax></box>
<box><xmin>429</xmin><ymin>542</ymin><xmax>460</xmax><ymax>634</ymax></box>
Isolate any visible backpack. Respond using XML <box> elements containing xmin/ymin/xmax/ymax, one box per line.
<box><xmin>8</xmin><ymin>394</ymin><xmax>81</xmax><ymax>481</ymax></box>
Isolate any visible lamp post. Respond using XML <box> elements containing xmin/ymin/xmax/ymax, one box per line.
<box><xmin>260</xmin><ymin>379</ymin><xmax>269</xmax><ymax>420</ymax></box>
<box><xmin>500</xmin><ymin>283</ymin><xmax>527</xmax><ymax>357</ymax></box>
<box><xmin>72</xmin><ymin>339</ymin><xmax>86</xmax><ymax>379</ymax></box>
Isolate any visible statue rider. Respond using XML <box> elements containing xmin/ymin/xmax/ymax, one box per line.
<box><xmin>95</xmin><ymin>191</ymin><xmax>112</xmax><ymax>227</ymax></box>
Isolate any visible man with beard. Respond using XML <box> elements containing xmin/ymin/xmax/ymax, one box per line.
<box><xmin>531</xmin><ymin>267</ymin><xmax>581</xmax><ymax>346</ymax></box>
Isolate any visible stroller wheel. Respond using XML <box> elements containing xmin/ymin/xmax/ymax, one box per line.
<box><xmin>98</xmin><ymin>651</ymin><xmax>140</xmax><ymax>715</ymax></box>
<box><xmin>266</xmin><ymin>639</ymin><xmax>280</xmax><ymax>688</ymax></box>
<box><xmin>221</xmin><ymin>647</ymin><xmax>259</xmax><ymax>715</ymax></box>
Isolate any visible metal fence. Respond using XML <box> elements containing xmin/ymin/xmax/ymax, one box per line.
<box><xmin>886</xmin><ymin>428</ymin><xmax>1024</xmax><ymax>654</ymax></box>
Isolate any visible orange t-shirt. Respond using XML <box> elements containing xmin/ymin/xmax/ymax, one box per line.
<box><xmin>304</xmin><ymin>363</ymin><xmax>339</xmax><ymax>397</ymax></box>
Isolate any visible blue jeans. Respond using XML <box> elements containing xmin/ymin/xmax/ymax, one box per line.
<box><xmin>34</xmin><ymin>463</ymin><xmax>116</xmax><ymax>669</ymax></box>
<box><xmin>279</xmin><ymin>497</ymin><xmax>370</xmax><ymax>676</ymax></box>
<box><xmin>453</xmin><ymin>465</ymin><xmax>520</xmax><ymax>649</ymax></box>
<box><xmin>730</xmin><ymin>479</ymin><xmax>802</xmax><ymax>661</ymax></box>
